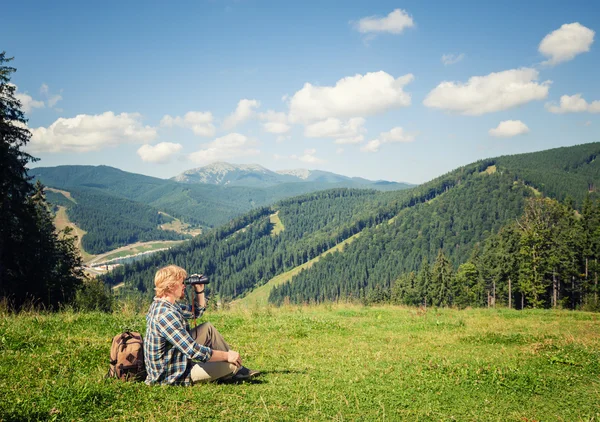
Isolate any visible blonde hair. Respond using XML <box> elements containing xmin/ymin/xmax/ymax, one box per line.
<box><xmin>154</xmin><ymin>265</ymin><xmax>187</xmax><ymax>297</ymax></box>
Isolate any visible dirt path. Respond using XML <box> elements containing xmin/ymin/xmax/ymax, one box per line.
<box><xmin>54</xmin><ymin>206</ymin><xmax>93</xmax><ymax>261</ymax></box>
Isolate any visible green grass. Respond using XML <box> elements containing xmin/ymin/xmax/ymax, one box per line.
<box><xmin>1</xmin><ymin>305</ymin><xmax>599</xmax><ymax>421</ymax></box>
<box><xmin>269</xmin><ymin>211</ymin><xmax>285</xmax><ymax>237</ymax></box>
<box><xmin>158</xmin><ymin>212</ymin><xmax>203</xmax><ymax>237</ymax></box>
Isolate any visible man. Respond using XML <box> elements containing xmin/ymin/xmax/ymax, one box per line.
<box><xmin>144</xmin><ymin>264</ymin><xmax>259</xmax><ymax>385</ymax></box>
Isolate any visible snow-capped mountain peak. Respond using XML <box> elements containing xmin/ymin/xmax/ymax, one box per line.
<box><xmin>276</xmin><ymin>169</ymin><xmax>312</xmax><ymax>180</ymax></box>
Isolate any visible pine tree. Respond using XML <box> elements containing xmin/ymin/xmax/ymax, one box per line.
<box><xmin>431</xmin><ymin>250</ymin><xmax>454</xmax><ymax>306</ymax></box>
<box><xmin>454</xmin><ymin>262</ymin><xmax>478</xmax><ymax>308</ymax></box>
<box><xmin>0</xmin><ymin>52</ymin><xmax>84</xmax><ymax>310</ymax></box>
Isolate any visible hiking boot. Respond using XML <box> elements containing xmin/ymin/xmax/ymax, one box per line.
<box><xmin>232</xmin><ymin>366</ymin><xmax>261</xmax><ymax>380</ymax></box>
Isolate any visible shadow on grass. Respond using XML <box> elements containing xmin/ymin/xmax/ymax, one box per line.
<box><xmin>216</xmin><ymin>369</ymin><xmax>307</xmax><ymax>385</ymax></box>
<box><xmin>217</xmin><ymin>377</ymin><xmax>266</xmax><ymax>385</ymax></box>
<box><xmin>259</xmin><ymin>369</ymin><xmax>307</xmax><ymax>375</ymax></box>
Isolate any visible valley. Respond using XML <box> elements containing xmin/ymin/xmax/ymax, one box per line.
<box><xmin>100</xmin><ymin>143</ymin><xmax>600</xmax><ymax>311</ymax></box>
<box><xmin>47</xmin><ymin>188</ymin><xmax>194</xmax><ymax>270</ymax></box>
<box><xmin>33</xmin><ymin>163</ymin><xmax>411</xmax><ymax>256</ymax></box>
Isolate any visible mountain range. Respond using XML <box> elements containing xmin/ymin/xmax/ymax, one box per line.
<box><xmin>172</xmin><ymin>162</ymin><xmax>410</xmax><ymax>188</ymax></box>
<box><xmin>101</xmin><ymin>142</ymin><xmax>600</xmax><ymax>309</ymax></box>
<box><xmin>30</xmin><ymin>163</ymin><xmax>412</xmax><ymax>255</ymax></box>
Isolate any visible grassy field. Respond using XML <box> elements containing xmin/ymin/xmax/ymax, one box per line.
<box><xmin>269</xmin><ymin>211</ymin><xmax>285</xmax><ymax>237</ymax></box>
<box><xmin>1</xmin><ymin>304</ymin><xmax>598</xmax><ymax>421</ymax></box>
<box><xmin>158</xmin><ymin>212</ymin><xmax>203</xmax><ymax>237</ymax></box>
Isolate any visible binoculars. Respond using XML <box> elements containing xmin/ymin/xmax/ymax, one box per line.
<box><xmin>184</xmin><ymin>274</ymin><xmax>209</xmax><ymax>285</ymax></box>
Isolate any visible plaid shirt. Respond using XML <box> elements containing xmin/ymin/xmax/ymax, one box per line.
<box><xmin>144</xmin><ymin>297</ymin><xmax>212</xmax><ymax>386</ymax></box>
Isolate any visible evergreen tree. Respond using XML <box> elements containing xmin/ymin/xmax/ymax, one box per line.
<box><xmin>516</xmin><ymin>198</ymin><xmax>573</xmax><ymax>308</ymax></box>
<box><xmin>416</xmin><ymin>258</ymin><xmax>432</xmax><ymax>307</ymax></box>
<box><xmin>496</xmin><ymin>224</ymin><xmax>521</xmax><ymax>309</ymax></box>
<box><xmin>454</xmin><ymin>262</ymin><xmax>478</xmax><ymax>308</ymax></box>
<box><xmin>431</xmin><ymin>250</ymin><xmax>454</xmax><ymax>306</ymax></box>
<box><xmin>0</xmin><ymin>52</ymin><xmax>84</xmax><ymax>309</ymax></box>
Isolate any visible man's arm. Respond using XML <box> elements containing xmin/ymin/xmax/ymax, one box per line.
<box><xmin>194</xmin><ymin>285</ymin><xmax>206</xmax><ymax>308</ymax></box>
<box><xmin>157</xmin><ymin>309</ymin><xmax>242</xmax><ymax>367</ymax></box>
<box><xmin>156</xmin><ymin>311</ymin><xmax>212</xmax><ymax>362</ymax></box>
<box><xmin>178</xmin><ymin>286</ymin><xmax>206</xmax><ymax>319</ymax></box>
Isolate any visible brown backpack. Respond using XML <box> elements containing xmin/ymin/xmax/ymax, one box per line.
<box><xmin>107</xmin><ymin>331</ymin><xmax>146</xmax><ymax>381</ymax></box>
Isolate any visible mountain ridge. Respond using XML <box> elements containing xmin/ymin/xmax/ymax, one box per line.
<box><xmin>30</xmin><ymin>163</ymin><xmax>412</xmax><ymax>254</ymax></box>
<box><xmin>100</xmin><ymin>142</ymin><xmax>600</xmax><ymax>310</ymax></box>
<box><xmin>171</xmin><ymin>161</ymin><xmax>413</xmax><ymax>188</ymax></box>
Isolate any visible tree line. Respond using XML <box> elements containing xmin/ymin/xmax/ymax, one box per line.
<box><xmin>101</xmin><ymin>188</ymin><xmax>412</xmax><ymax>300</ymax></box>
<box><xmin>1</xmin><ymin>52</ymin><xmax>85</xmax><ymax>310</ymax></box>
<box><xmin>60</xmin><ymin>188</ymin><xmax>188</xmax><ymax>254</ymax></box>
<box><xmin>270</xmin><ymin>195</ymin><xmax>600</xmax><ymax>311</ymax></box>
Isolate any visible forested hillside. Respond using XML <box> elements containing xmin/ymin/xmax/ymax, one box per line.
<box><xmin>494</xmin><ymin>142</ymin><xmax>600</xmax><ymax>206</ymax></box>
<box><xmin>57</xmin><ymin>189</ymin><xmax>187</xmax><ymax>254</ymax></box>
<box><xmin>269</xmin><ymin>170</ymin><xmax>531</xmax><ymax>304</ymax></box>
<box><xmin>99</xmin><ymin>158</ymin><xmax>497</xmax><ymax>298</ymax></box>
<box><xmin>101</xmin><ymin>188</ymin><xmax>410</xmax><ymax>297</ymax></box>
<box><xmin>101</xmin><ymin>143</ymin><xmax>600</xmax><ymax>310</ymax></box>
<box><xmin>31</xmin><ymin>165</ymin><xmax>411</xmax><ymax>254</ymax></box>
<box><xmin>31</xmin><ymin>165</ymin><xmax>256</xmax><ymax>226</ymax></box>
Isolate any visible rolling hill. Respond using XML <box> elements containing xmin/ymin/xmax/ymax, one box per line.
<box><xmin>31</xmin><ymin>164</ymin><xmax>412</xmax><ymax>254</ymax></box>
<box><xmin>102</xmin><ymin>143</ymin><xmax>600</xmax><ymax>310</ymax></box>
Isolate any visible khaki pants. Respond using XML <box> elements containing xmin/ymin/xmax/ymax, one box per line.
<box><xmin>189</xmin><ymin>322</ymin><xmax>238</xmax><ymax>383</ymax></box>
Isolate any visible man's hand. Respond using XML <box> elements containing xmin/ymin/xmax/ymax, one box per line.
<box><xmin>227</xmin><ymin>350</ymin><xmax>242</xmax><ymax>367</ymax></box>
<box><xmin>208</xmin><ymin>349</ymin><xmax>242</xmax><ymax>366</ymax></box>
<box><xmin>194</xmin><ymin>286</ymin><xmax>206</xmax><ymax>307</ymax></box>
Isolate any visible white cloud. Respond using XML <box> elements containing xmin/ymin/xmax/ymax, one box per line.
<box><xmin>546</xmin><ymin>94</ymin><xmax>600</xmax><ymax>114</ymax></box>
<box><xmin>11</xmin><ymin>83</ymin><xmax>63</xmax><ymax>113</ymax></box>
<box><xmin>259</xmin><ymin>110</ymin><xmax>290</xmax><ymax>134</ymax></box>
<box><xmin>189</xmin><ymin>133</ymin><xmax>259</xmax><ymax>163</ymax></box>
<box><xmin>47</xmin><ymin>94</ymin><xmax>62</xmax><ymax>108</ymax></box>
<box><xmin>137</xmin><ymin>142</ymin><xmax>183</xmax><ymax>163</ymax></box>
<box><xmin>489</xmin><ymin>120</ymin><xmax>530</xmax><ymax>137</ymax></box>
<box><xmin>354</xmin><ymin>9</ymin><xmax>414</xmax><ymax>34</ymax></box>
<box><xmin>336</xmin><ymin>148</ymin><xmax>344</xmax><ymax>155</ymax></box>
<box><xmin>276</xmin><ymin>135</ymin><xmax>291</xmax><ymax>143</ymax></box>
<box><xmin>539</xmin><ymin>22</ymin><xmax>595</xmax><ymax>66</ymax></box>
<box><xmin>304</xmin><ymin>117</ymin><xmax>366</xmax><ymax>144</ymax></box>
<box><xmin>441</xmin><ymin>53</ymin><xmax>465</xmax><ymax>66</ymax></box>
<box><xmin>160</xmin><ymin>111</ymin><xmax>216</xmax><ymax>137</ymax></box>
<box><xmin>40</xmin><ymin>83</ymin><xmax>62</xmax><ymax>108</ymax></box>
<box><xmin>288</xmin><ymin>71</ymin><xmax>413</xmax><ymax>123</ymax></box>
<box><xmin>263</xmin><ymin>122</ymin><xmax>290</xmax><ymax>134</ymax></box>
<box><xmin>423</xmin><ymin>68</ymin><xmax>550</xmax><ymax>115</ymax></box>
<box><xmin>380</xmin><ymin>127</ymin><xmax>416</xmax><ymax>143</ymax></box>
<box><xmin>360</xmin><ymin>139</ymin><xmax>382</xmax><ymax>153</ymax></box>
<box><xmin>290</xmin><ymin>148</ymin><xmax>325</xmax><ymax>164</ymax></box>
<box><xmin>223</xmin><ymin>99</ymin><xmax>260</xmax><ymax>130</ymax></box>
<box><xmin>15</xmin><ymin>92</ymin><xmax>45</xmax><ymax>113</ymax></box>
<box><xmin>28</xmin><ymin>112</ymin><xmax>157</xmax><ymax>153</ymax></box>
<box><xmin>360</xmin><ymin>126</ymin><xmax>416</xmax><ymax>153</ymax></box>
<box><xmin>585</xmin><ymin>121</ymin><xmax>592</xmax><ymax>126</ymax></box>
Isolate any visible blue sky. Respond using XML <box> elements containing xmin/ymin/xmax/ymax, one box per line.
<box><xmin>2</xmin><ymin>0</ymin><xmax>599</xmax><ymax>183</ymax></box>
